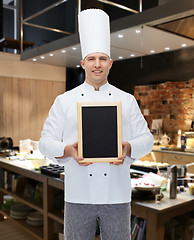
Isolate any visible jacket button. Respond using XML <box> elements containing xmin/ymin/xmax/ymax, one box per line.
<box><xmin>109</xmin><ymin>93</ymin><xmax>111</xmax><ymax>96</ymax></box>
<box><xmin>81</xmin><ymin>93</ymin><xmax>84</xmax><ymax>96</ymax></box>
<box><xmin>104</xmin><ymin>173</ymin><xmax>107</xmax><ymax>176</ymax></box>
<box><xmin>89</xmin><ymin>174</ymin><xmax>92</xmax><ymax>176</ymax></box>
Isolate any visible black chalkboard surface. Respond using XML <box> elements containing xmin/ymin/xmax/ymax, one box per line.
<box><xmin>77</xmin><ymin>102</ymin><xmax>122</xmax><ymax>163</ymax></box>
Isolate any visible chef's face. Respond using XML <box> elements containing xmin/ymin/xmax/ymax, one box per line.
<box><xmin>81</xmin><ymin>52</ymin><xmax>113</xmax><ymax>90</ymax></box>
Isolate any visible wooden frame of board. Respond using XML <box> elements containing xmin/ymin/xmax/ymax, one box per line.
<box><xmin>77</xmin><ymin>102</ymin><xmax>122</xmax><ymax>163</ymax></box>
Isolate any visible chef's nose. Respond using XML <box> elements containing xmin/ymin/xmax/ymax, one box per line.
<box><xmin>94</xmin><ymin>59</ymin><xmax>100</xmax><ymax>68</ymax></box>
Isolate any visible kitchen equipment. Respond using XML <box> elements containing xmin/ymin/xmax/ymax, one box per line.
<box><xmin>31</xmin><ymin>141</ymin><xmax>39</xmax><ymax>151</ymax></box>
<box><xmin>132</xmin><ymin>188</ymin><xmax>164</xmax><ymax>201</ymax></box>
<box><xmin>177</xmin><ymin>130</ymin><xmax>181</xmax><ymax>148</ymax></box>
<box><xmin>177</xmin><ymin>165</ymin><xmax>187</xmax><ymax>178</ymax></box>
<box><xmin>169</xmin><ymin>165</ymin><xmax>177</xmax><ymax>199</ymax></box>
<box><xmin>130</xmin><ymin>164</ymin><xmax>167</xmax><ymax>174</ymax></box>
<box><xmin>40</xmin><ymin>164</ymin><xmax>65</xmax><ymax>178</ymax></box>
<box><xmin>176</xmin><ymin>163</ymin><xmax>194</xmax><ymax>178</ymax></box>
<box><xmin>181</xmin><ymin>134</ymin><xmax>186</xmax><ymax>149</ymax></box>
<box><xmin>0</xmin><ymin>137</ymin><xmax>17</xmax><ymax>157</ymax></box>
<box><xmin>0</xmin><ymin>137</ymin><xmax>13</xmax><ymax>149</ymax></box>
<box><xmin>160</xmin><ymin>134</ymin><xmax>170</xmax><ymax>146</ymax></box>
<box><xmin>185</xmin><ymin>131</ymin><xmax>194</xmax><ymax>152</ymax></box>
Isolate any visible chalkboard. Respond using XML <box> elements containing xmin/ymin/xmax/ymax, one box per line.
<box><xmin>77</xmin><ymin>102</ymin><xmax>122</xmax><ymax>163</ymax></box>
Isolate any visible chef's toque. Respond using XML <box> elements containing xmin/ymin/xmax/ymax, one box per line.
<box><xmin>78</xmin><ymin>9</ymin><xmax>110</xmax><ymax>60</ymax></box>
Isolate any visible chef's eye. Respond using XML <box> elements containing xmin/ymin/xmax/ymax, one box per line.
<box><xmin>100</xmin><ymin>57</ymin><xmax>108</xmax><ymax>61</ymax></box>
<box><xmin>88</xmin><ymin>57</ymin><xmax>95</xmax><ymax>61</ymax></box>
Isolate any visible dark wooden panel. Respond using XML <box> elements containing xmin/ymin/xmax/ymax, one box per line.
<box><xmin>156</xmin><ymin>16</ymin><xmax>194</xmax><ymax>40</ymax></box>
<box><xmin>0</xmin><ymin>76</ymin><xmax>65</xmax><ymax>146</ymax></box>
<box><xmin>108</xmin><ymin>46</ymin><xmax>194</xmax><ymax>94</ymax></box>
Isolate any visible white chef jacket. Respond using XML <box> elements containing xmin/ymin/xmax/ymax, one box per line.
<box><xmin>39</xmin><ymin>82</ymin><xmax>153</xmax><ymax>204</ymax></box>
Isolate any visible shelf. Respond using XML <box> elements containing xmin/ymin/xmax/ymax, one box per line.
<box><xmin>48</xmin><ymin>209</ymin><xmax>64</xmax><ymax>224</ymax></box>
<box><xmin>0</xmin><ymin>187</ymin><xmax>43</xmax><ymax>213</ymax></box>
<box><xmin>47</xmin><ymin>177</ymin><xmax>64</xmax><ymax>190</ymax></box>
<box><xmin>0</xmin><ymin>209</ymin><xmax>43</xmax><ymax>240</ymax></box>
<box><xmin>1</xmin><ymin>157</ymin><xmax>194</xmax><ymax>240</ymax></box>
<box><xmin>0</xmin><ymin>37</ymin><xmax>34</xmax><ymax>51</ymax></box>
<box><xmin>0</xmin><ymin>160</ymin><xmax>45</xmax><ymax>183</ymax></box>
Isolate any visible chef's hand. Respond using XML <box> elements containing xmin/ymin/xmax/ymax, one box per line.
<box><xmin>57</xmin><ymin>142</ymin><xmax>92</xmax><ymax>166</ymax></box>
<box><xmin>110</xmin><ymin>142</ymin><xmax>131</xmax><ymax>165</ymax></box>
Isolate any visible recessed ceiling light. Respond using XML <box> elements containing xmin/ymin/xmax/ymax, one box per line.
<box><xmin>32</xmin><ymin>58</ymin><xmax>37</xmax><ymax>62</ymax></box>
<box><xmin>72</xmin><ymin>47</ymin><xmax>77</xmax><ymax>50</ymax></box>
<box><xmin>118</xmin><ymin>34</ymin><xmax>123</xmax><ymax>38</ymax></box>
<box><xmin>76</xmin><ymin>65</ymin><xmax>80</xmax><ymax>68</ymax></box>
<box><xmin>118</xmin><ymin>56</ymin><xmax>123</xmax><ymax>59</ymax></box>
<box><xmin>182</xmin><ymin>43</ymin><xmax>187</xmax><ymax>47</ymax></box>
<box><xmin>49</xmin><ymin>53</ymin><xmax>54</xmax><ymax>56</ymax></box>
<box><xmin>150</xmin><ymin>50</ymin><xmax>155</xmax><ymax>53</ymax></box>
<box><xmin>62</xmin><ymin>50</ymin><xmax>66</xmax><ymax>53</ymax></box>
<box><xmin>135</xmin><ymin>30</ymin><xmax>141</xmax><ymax>34</ymax></box>
<box><xmin>130</xmin><ymin>54</ymin><xmax>135</xmax><ymax>57</ymax></box>
<box><xmin>40</xmin><ymin>56</ymin><xmax>45</xmax><ymax>59</ymax></box>
<box><xmin>165</xmin><ymin>47</ymin><xmax>170</xmax><ymax>50</ymax></box>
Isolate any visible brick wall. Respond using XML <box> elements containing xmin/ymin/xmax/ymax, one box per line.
<box><xmin>134</xmin><ymin>79</ymin><xmax>194</xmax><ymax>144</ymax></box>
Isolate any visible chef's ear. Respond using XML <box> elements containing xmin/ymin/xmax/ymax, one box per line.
<box><xmin>109</xmin><ymin>59</ymin><xmax>113</xmax><ymax>69</ymax></box>
<box><xmin>80</xmin><ymin>60</ymin><xmax>85</xmax><ymax>69</ymax></box>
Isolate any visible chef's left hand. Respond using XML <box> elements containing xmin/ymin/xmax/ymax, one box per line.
<box><xmin>110</xmin><ymin>142</ymin><xmax>131</xmax><ymax>165</ymax></box>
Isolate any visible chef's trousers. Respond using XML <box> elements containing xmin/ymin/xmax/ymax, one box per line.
<box><xmin>64</xmin><ymin>202</ymin><xmax>131</xmax><ymax>240</ymax></box>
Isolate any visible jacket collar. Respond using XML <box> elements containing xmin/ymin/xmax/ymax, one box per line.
<box><xmin>83</xmin><ymin>81</ymin><xmax>110</xmax><ymax>92</ymax></box>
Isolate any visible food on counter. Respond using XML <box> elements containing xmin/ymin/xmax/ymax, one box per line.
<box><xmin>131</xmin><ymin>172</ymin><xmax>167</xmax><ymax>190</ymax></box>
<box><xmin>132</xmin><ymin>160</ymin><xmax>169</xmax><ymax>167</ymax></box>
<box><xmin>162</xmin><ymin>163</ymin><xmax>169</xmax><ymax>166</ymax></box>
<box><xmin>133</xmin><ymin>160</ymin><xmax>144</xmax><ymax>166</ymax></box>
<box><xmin>131</xmin><ymin>177</ymin><xmax>156</xmax><ymax>190</ymax></box>
<box><xmin>188</xmin><ymin>183</ymin><xmax>194</xmax><ymax>195</ymax></box>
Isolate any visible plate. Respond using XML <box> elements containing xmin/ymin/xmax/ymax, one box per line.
<box><xmin>10</xmin><ymin>202</ymin><xmax>32</xmax><ymax>212</ymax></box>
<box><xmin>26</xmin><ymin>218</ymin><xmax>43</xmax><ymax>226</ymax></box>
<box><xmin>135</xmin><ymin>186</ymin><xmax>158</xmax><ymax>191</ymax></box>
<box><xmin>27</xmin><ymin>211</ymin><xmax>43</xmax><ymax>221</ymax></box>
<box><xmin>10</xmin><ymin>210</ymin><xmax>28</xmax><ymax>217</ymax></box>
<box><xmin>10</xmin><ymin>214</ymin><xmax>27</xmax><ymax>219</ymax></box>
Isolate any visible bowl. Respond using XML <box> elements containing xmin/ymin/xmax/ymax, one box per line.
<box><xmin>27</xmin><ymin>158</ymin><xmax>51</xmax><ymax>170</ymax></box>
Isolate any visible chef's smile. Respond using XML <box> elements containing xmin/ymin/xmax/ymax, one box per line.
<box><xmin>93</xmin><ymin>70</ymin><xmax>102</xmax><ymax>76</ymax></box>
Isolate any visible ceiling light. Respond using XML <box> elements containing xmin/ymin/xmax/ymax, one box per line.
<box><xmin>150</xmin><ymin>50</ymin><xmax>155</xmax><ymax>53</ymax></box>
<box><xmin>76</xmin><ymin>65</ymin><xmax>80</xmax><ymax>68</ymax></box>
<box><xmin>165</xmin><ymin>47</ymin><xmax>170</xmax><ymax>51</ymax></box>
<box><xmin>118</xmin><ymin>56</ymin><xmax>123</xmax><ymax>59</ymax></box>
<box><xmin>135</xmin><ymin>30</ymin><xmax>141</xmax><ymax>34</ymax></box>
<box><xmin>62</xmin><ymin>50</ymin><xmax>66</xmax><ymax>53</ymax></box>
<box><xmin>130</xmin><ymin>54</ymin><xmax>135</xmax><ymax>57</ymax></box>
<box><xmin>40</xmin><ymin>56</ymin><xmax>45</xmax><ymax>59</ymax></box>
<box><xmin>182</xmin><ymin>43</ymin><xmax>187</xmax><ymax>47</ymax></box>
<box><xmin>118</xmin><ymin>34</ymin><xmax>123</xmax><ymax>38</ymax></box>
<box><xmin>49</xmin><ymin>53</ymin><xmax>54</xmax><ymax>56</ymax></box>
<box><xmin>72</xmin><ymin>47</ymin><xmax>77</xmax><ymax>50</ymax></box>
<box><xmin>32</xmin><ymin>58</ymin><xmax>37</xmax><ymax>62</ymax></box>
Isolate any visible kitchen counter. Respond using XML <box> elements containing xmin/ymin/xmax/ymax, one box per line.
<box><xmin>152</xmin><ymin>146</ymin><xmax>194</xmax><ymax>156</ymax></box>
<box><xmin>132</xmin><ymin>191</ymin><xmax>194</xmax><ymax>240</ymax></box>
<box><xmin>140</xmin><ymin>147</ymin><xmax>194</xmax><ymax>173</ymax></box>
<box><xmin>1</xmin><ymin>157</ymin><xmax>193</xmax><ymax>240</ymax></box>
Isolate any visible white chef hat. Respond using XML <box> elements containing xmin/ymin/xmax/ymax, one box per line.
<box><xmin>78</xmin><ymin>9</ymin><xmax>110</xmax><ymax>60</ymax></box>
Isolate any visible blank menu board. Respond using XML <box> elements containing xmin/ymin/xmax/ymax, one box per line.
<box><xmin>77</xmin><ymin>102</ymin><xmax>122</xmax><ymax>163</ymax></box>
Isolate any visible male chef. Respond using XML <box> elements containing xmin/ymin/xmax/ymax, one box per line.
<box><xmin>39</xmin><ymin>9</ymin><xmax>153</xmax><ymax>240</ymax></box>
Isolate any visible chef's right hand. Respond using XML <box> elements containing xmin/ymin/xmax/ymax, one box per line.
<box><xmin>64</xmin><ymin>142</ymin><xmax>92</xmax><ymax>166</ymax></box>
